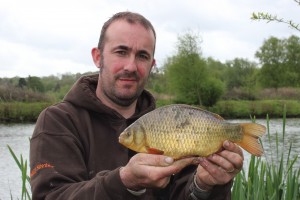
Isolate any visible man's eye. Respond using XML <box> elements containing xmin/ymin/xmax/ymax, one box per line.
<box><xmin>138</xmin><ymin>54</ymin><xmax>149</xmax><ymax>60</ymax></box>
<box><xmin>116</xmin><ymin>50</ymin><xmax>127</xmax><ymax>56</ymax></box>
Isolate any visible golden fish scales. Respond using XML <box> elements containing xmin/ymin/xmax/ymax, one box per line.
<box><xmin>119</xmin><ymin>104</ymin><xmax>266</xmax><ymax>159</ymax></box>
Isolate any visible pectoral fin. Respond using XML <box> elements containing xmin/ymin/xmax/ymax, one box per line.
<box><xmin>146</xmin><ymin>147</ymin><xmax>164</xmax><ymax>155</ymax></box>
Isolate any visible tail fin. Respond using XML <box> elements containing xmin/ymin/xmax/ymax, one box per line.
<box><xmin>236</xmin><ymin>123</ymin><xmax>266</xmax><ymax>157</ymax></box>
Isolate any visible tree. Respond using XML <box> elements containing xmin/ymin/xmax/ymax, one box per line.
<box><xmin>283</xmin><ymin>35</ymin><xmax>300</xmax><ymax>86</ymax></box>
<box><xmin>206</xmin><ymin>57</ymin><xmax>227</xmax><ymax>82</ymax></box>
<box><xmin>42</xmin><ymin>75</ymin><xmax>60</xmax><ymax>92</ymax></box>
<box><xmin>164</xmin><ymin>32</ymin><xmax>224</xmax><ymax>106</ymax></box>
<box><xmin>256</xmin><ymin>35</ymin><xmax>300</xmax><ymax>88</ymax></box>
<box><xmin>225</xmin><ymin>58</ymin><xmax>258</xmax><ymax>90</ymax></box>
<box><xmin>255</xmin><ymin>37</ymin><xmax>285</xmax><ymax>88</ymax></box>
<box><xmin>146</xmin><ymin>67</ymin><xmax>167</xmax><ymax>94</ymax></box>
<box><xmin>200</xmin><ymin>77</ymin><xmax>224</xmax><ymax>107</ymax></box>
<box><xmin>18</xmin><ymin>78</ymin><xmax>27</xmax><ymax>89</ymax></box>
<box><xmin>27</xmin><ymin>76</ymin><xmax>45</xmax><ymax>93</ymax></box>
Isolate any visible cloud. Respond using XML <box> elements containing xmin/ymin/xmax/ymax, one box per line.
<box><xmin>0</xmin><ymin>0</ymin><xmax>299</xmax><ymax>77</ymax></box>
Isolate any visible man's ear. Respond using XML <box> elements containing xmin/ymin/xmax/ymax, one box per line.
<box><xmin>151</xmin><ymin>59</ymin><xmax>156</xmax><ymax>70</ymax></box>
<box><xmin>91</xmin><ymin>48</ymin><xmax>101</xmax><ymax>68</ymax></box>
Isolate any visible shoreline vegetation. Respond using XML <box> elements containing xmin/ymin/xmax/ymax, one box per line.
<box><xmin>1</xmin><ymin>100</ymin><xmax>300</xmax><ymax>123</ymax></box>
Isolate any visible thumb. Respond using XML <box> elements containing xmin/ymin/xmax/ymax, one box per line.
<box><xmin>165</xmin><ymin>157</ymin><xmax>198</xmax><ymax>175</ymax></box>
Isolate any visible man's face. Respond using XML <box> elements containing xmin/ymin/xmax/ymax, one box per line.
<box><xmin>94</xmin><ymin>20</ymin><xmax>156</xmax><ymax>107</ymax></box>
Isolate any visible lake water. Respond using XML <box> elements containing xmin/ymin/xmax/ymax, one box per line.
<box><xmin>0</xmin><ymin>124</ymin><xmax>33</xmax><ymax>200</ymax></box>
<box><xmin>0</xmin><ymin>118</ymin><xmax>299</xmax><ymax>200</ymax></box>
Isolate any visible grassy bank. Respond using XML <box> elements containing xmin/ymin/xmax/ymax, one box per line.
<box><xmin>1</xmin><ymin>100</ymin><xmax>300</xmax><ymax>123</ymax></box>
<box><xmin>209</xmin><ymin>100</ymin><xmax>300</xmax><ymax>119</ymax></box>
<box><xmin>0</xmin><ymin>102</ymin><xmax>53</xmax><ymax>123</ymax></box>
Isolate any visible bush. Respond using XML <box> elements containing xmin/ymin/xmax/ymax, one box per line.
<box><xmin>0</xmin><ymin>85</ymin><xmax>52</xmax><ymax>102</ymax></box>
<box><xmin>259</xmin><ymin>87</ymin><xmax>300</xmax><ymax>100</ymax></box>
<box><xmin>0</xmin><ymin>102</ymin><xmax>53</xmax><ymax>122</ymax></box>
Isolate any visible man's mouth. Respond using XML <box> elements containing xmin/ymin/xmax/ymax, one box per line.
<box><xmin>119</xmin><ymin>78</ymin><xmax>136</xmax><ymax>82</ymax></box>
<box><xmin>117</xmin><ymin>72</ymin><xmax>139</xmax><ymax>82</ymax></box>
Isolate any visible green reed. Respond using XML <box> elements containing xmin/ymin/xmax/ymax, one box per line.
<box><xmin>7</xmin><ymin>145</ymin><xmax>31</xmax><ymax>200</ymax></box>
<box><xmin>232</xmin><ymin>106</ymin><xmax>300</xmax><ymax>199</ymax></box>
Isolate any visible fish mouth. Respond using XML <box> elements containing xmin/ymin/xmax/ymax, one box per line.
<box><xmin>118</xmin><ymin>132</ymin><xmax>130</xmax><ymax>146</ymax></box>
<box><xmin>118</xmin><ymin>135</ymin><xmax>125</xmax><ymax>144</ymax></box>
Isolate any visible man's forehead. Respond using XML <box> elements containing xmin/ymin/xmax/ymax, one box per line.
<box><xmin>106</xmin><ymin>20</ymin><xmax>155</xmax><ymax>39</ymax></box>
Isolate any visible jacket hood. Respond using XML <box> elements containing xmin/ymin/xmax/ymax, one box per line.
<box><xmin>63</xmin><ymin>73</ymin><xmax>156</xmax><ymax>119</ymax></box>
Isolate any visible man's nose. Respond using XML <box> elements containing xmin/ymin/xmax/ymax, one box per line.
<box><xmin>123</xmin><ymin>55</ymin><xmax>138</xmax><ymax>72</ymax></box>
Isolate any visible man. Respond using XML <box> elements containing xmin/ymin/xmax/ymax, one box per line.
<box><xmin>30</xmin><ymin>11</ymin><xmax>243</xmax><ymax>199</ymax></box>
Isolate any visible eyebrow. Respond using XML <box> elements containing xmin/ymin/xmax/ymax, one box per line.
<box><xmin>114</xmin><ymin>45</ymin><xmax>151</xmax><ymax>57</ymax></box>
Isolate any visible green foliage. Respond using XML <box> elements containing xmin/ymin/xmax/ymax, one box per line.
<box><xmin>146</xmin><ymin>67</ymin><xmax>167</xmax><ymax>94</ymax></box>
<box><xmin>27</xmin><ymin>76</ymin><xmax>45</xmax><ymax>93</ymax></box>
<box><xmin>225</xmin><ymin>58</ymin><xmax>258</xmax><ymax>91</ymax></box>
<box><xmin>256</xmin><ymin>37</ymin><xmax>284</xmax><ymax>88</ymax></box>
<box><xmin>256</xmin><ymin>35</ymin><xmax>300</xmax><ymax>88</ymax></box>
<box><xmin>251</xmin><ymin>1</ymin><xmax>300</xmax><ymax>88</ymax></box>
<box><xmin>251</xmin><ymin>0</ymin><xmax>300</xmax><ymax>32</ymax></box>
<box><xmin>18</xmin><ymin>78</ymin><xmax>27</xmax><ymax>88</ymax></box>
<box><xmin>199</xmin><ymin>77</ymin><xmax>224</xmax><ymax>107</ymax></box>
<box><xmin>0</xmin><ymin>102</ymin><xmax>52</xmax><ymax>122</ymax></box>
<box><xmin>163</xmin><ymin>32</ymin><xmax>224</xmax><ymax>106</ymax></box>
<box><xmin>209</xmin><ymin>100</ymin><xmax>300</xmax><ymax>118</ymax></box>
<box><xmin>205</xmin><ymin>57</ymin><xmax>227</xmax><ymax>82</ymax></box>
<box><xmin>0</xmin><ymin>72</ymin><xmax>92</xmax><ymax>103</ymax></box>
<box><xmin>7</xmin><ymin>145</ymin><xmax>31</xmax><ymax>200</ymax></box>
<box><xmin>165</xmin><ymin>53</ymin><xmax>208</xmax><ymax>105</ymax></box>
<box><xmin>0</xmin><ymin>85</ymin><xmax>53</xmax><ymax>102</ymax></box>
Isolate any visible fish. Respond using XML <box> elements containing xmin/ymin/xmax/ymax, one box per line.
<box><xmin>119</xmin><ymin>104</ymin><xmax>266</xmax><ymax>159</ymax></box>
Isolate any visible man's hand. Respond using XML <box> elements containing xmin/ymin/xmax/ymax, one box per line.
<box><xmin>194</xmin><ymin>140</ymin><xmax>244</xmax><ymax>191</ymax></box>
<box><xmin>120</xmin><ymin>153</ymin><xmax>198</xmax><ymax>190</ymax></box>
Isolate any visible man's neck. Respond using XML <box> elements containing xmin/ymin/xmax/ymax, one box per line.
<box><xmin>96</xmin><ymin>91</ymin><xmax>137</xmax><ymax>119</ymax></box>
<box><xmin>111</xmin><ymin>101</ymin><xmax>137</xmax><ymax>119</ymax></box>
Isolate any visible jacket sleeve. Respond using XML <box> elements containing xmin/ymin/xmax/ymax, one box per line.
<box><xmin>30</xmin><ymin>107</ymin><xmax>141</xmax><ymax>200</ymax></box>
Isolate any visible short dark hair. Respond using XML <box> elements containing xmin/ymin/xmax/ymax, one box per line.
<box><xmin>97</xmin><ymin>11</ymin><xmax>156</xmax><ymax>54</ymax></box>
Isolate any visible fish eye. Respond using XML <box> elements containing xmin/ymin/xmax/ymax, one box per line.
<box><xmin>126</xmin><ymin>131</ymin><xmax>131</xmax><ymax>137</ymax></box>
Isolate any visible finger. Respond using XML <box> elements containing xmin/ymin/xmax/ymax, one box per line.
<box><xmin>218</xmin><ymin>141</ymin><xmax>244</xmax><ymax>170</ymax></box>
<box><xmin>135</xmin><ymin>154</ymin><xmax>196</xmax><ymax>178</ymax></box>
<box><xmin>223</xmin><ymin>140</ymin><xmax>244</xmax><ymax>159</ymax></box>
<box><xmin>198</xmin><ymin>158</ymin><xmax>233</xmax><ymax>185</ymax></box>
<box><xmin>157</xmin><ymin>157</ymin><xmax>197</xmax><ymax>177</ymax></box>
<box><xmin>171</xmin><ymin>157</ymin><xmax>197</xmax><ymax>171</ymax></box>
<box><xmin>195</xmin><ymin>165</ymin><xmax>215</xmax><ymax>190</ymax></box>
<box><xmin>136</xmin><ymin>153</ymin><xmax>175</xmax><ymax>167</ymax></box>
<box><xmin>207</xmin><ymin>154</ymin><xmax>235</xmax><ymax>173</ymax></box>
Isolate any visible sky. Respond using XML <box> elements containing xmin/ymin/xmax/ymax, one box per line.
<box><xmin>0</xmin><ymin>0</ymin><xmax>299</xmax><ymax>78</ymax></box>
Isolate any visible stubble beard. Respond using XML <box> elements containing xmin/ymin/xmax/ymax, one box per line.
<box><xmin>99</xmin><ymin>59</ymin><xmax>145</xmax><ymax>107</ymax></box>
